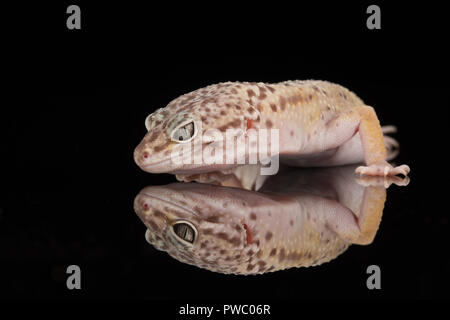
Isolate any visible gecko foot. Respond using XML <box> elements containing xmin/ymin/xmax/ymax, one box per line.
<box><xmin>356</xmin><ymin>174</ymin><xmax>410</xmax><ymax>188</ymax></box>
<box><xmin>355</xmin><ymin>161</ymin><xmax>410</xmax><ymax>177</ymax></box>
<box><xmin>381</xmin><ymin>125</ymin><xmax>400</xmax><ymax>161</ymax></box>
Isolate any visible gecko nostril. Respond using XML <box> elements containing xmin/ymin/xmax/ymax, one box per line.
<box><xmin>143</xmin><ymin>152</ymin><xmax>149</xmax><ymax>159</ymax></box>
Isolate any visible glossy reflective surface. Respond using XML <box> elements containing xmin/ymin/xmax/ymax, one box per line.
<box><xmin>134</xmin><ymin>165</ymin><xmax>409</xmax><ymax>275</ymax></box>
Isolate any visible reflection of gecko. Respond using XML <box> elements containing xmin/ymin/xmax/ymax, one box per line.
<box><xmin>134</xmin><ymin>80</ymin><xmax>410</xmax><ymax>183</ymax></box>
<box><xmin>134</xmin><ymin>165</ymin><xmax>408</xmax><ymax>275</ymax></box>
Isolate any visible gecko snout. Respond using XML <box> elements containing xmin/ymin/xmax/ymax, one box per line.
<box><xmin>133</xmin><ymin>143</ymin><xmax>150</xmax><ymax>168</ymax></box>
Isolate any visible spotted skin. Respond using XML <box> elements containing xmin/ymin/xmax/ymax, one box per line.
<box><xmin>134</xmin><ymin>80</ymin><xmax>410</xmax><ymax>179</ymax></box>
<box><xmin>133</xmin><ymin>165</ymin><xmax>398</xmax><ymax>275</ymax></box>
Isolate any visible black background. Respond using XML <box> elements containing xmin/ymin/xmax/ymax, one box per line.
<box><xmin>1</xmin><ymin>0</ymin><xmax>449</xmax><ymax>309</ymax></box>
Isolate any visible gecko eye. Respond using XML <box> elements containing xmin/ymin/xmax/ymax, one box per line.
<box><xmin>171</xmin><ymin>221</ymin><xmax>197</xmax><ymax>245</ymax></box>
<box><xmin>171</xmin><ymin>120</ymin><xmax>197</xmax><ymax>143</ymax></box>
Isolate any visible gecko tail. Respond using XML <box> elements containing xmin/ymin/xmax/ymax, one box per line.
<box><xmin>381</xmin><ymin>125</ymin><xmax>400</xmax><ymax>161</ymax></box>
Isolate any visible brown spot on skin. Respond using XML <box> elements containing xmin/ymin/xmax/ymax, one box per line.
<box><xmin>247</xmin><ymin>107</ymin><xmax>255</xmax><ymax>114</ymax></box>
<box><xmin>220</xmin><ymin>110</ymin><xmax>226</xmax><ymax>116</ymax></box>
<box><xmin>153</xmin><ymin>210</ymin><xmax>164</xmax><ymax>218</ymax></box>
<box><xmin>308</xmin><ymin>94</ymin><xmax>313</xmax><ymax>100</ymax></box>
<box><xmin>247</xmin><ymin>89</ymin><xmax>255</xmax><ymax>97</ymax></box>
<box><xmin>265</xmin><ymin>119</ymin><xmax>273</xmax><ymax>128</ymax></box>
<box><xmin>205</xmin><ymin>215</ymin><xmax>220</xmax><ymax>223</ymax></box>
<box><xmin>289</xmin><ymin>95</ymin><xmax>302</xmax><ymax>105</ymax></box>
<box><xmin>218</xmin><ymin>119</ymin><xmax>241</xmax><ymax>131</ymax></box>
<box><xmin>234</xmin><ymin>255</ymin><xmax>241</xmax><ymax>259</ymax></box>
<box><xmin>287</xmin><ymin>252</ymin><xmax>302</xmax><ymax>261</ymax></box>
<box><xmin>267</xmin><ymin>266</ymin><xmax>275</xmax><ymax>271</ymax></box>
<box><xmin>290</xmin><ymin>220</ymin><xmax>294</xmax><ymax>226</ymax></box>
<box><xmin>230</xmin><ymin>237</ymin><xmax>240</xmax><ymax>246</ymax></box>
<box><xmin>279</xmin><ymin>248</ymin><xmax>286</xmax><ymax>262</ymax></box>
<box><xmin>270</xmin><ymin>103</ymin><xmax>277</xmax><ymax>112</ymax></box>
<box><xmin>265</xmin><ymin>231</ymin><xmax>273</xmax><ymax>241</ymax></box>
<box><xmin>247</xmin><ymin>264</ymin><xmax>255</xmax><ymax>271</ymax></box>
<box><xmin>234</xmin><ymin>224</ymin><xmax>241</xmax><ymax>232</ymax></box>
<box><xmin>269</xmin><ymin>248</ymin><xmax>277</xmax><ymax>256</ymax></box>
<box><xmin>200</xmin><ymin>242</ymin><xmax>207</xmax><ymax>249</ymax></box>
<box><xmin>203</xmin><ymin>228</ymin><xmax>213</xmax><ymax>235</ymax></box>
<box><xmin>201</xmin><ymin>116</ymin><xmax>207</xmax><ymax>121</ymax></box>
<box><xmin>250</xmin><ymin>213</ymin><xmax>257</xmax><ymax>220</ymax></box>
<box><xmin>222</xmin><ymin>202</ymin><xmax>228</xmax><ymax>208</ymax></box>
<box><xmin>153</xmin><ymin>142</ymin><xmax>170</xmax><ymax>152</ymax></box>
<box><xmin>219</xmin><ymin>249</ymin><xmax>227</xmax><ymax>255</ymax></box>
<box><xmin>290</xmin><ymin>130</ymin><xmax>294</xmax><ymax>137</ymax></box>
<box><xmin>147</xmin><ymin>131</ymin><xmax>159</xmax><ymax>143</ymax></box>
<box><xmin>307</xmin><ymin>253</ymin><xmax>312</xmax><ymax>258</ymax></box>
<box><xmin>148</xmin><ymin>220</ymin><xmax>159</xmax><ymax>232</ymax></box>
<box><xmin>257</xmin><ymin>261</ymin><xmax>267</xmax><ymax>268</ymax></box>
<box><xmin>193</xmin><ymin>206</ymin><xmax>202</xmax><ymax>213</ymax></box>
<box><xmin>312</xmin><ymin>85</ymin><xmax>319</xmax><ymax>92</ymax></box>
<box><xmin>163</xmin><ymin>150</ymin><xmax>170</xmax><ymax>156</ymax></box>
<box><xmin>279</xmin><ymin>96</ymin><xmax>286</xmax><ymax>111</ymax></box>
<box><xmin>235</xmin><ymin>106</ymin><xmax>241</xmax><ymax>110</ymax></box>
<box><xmin>230</xmin><ymin>267</ymin><xmax>237</xmax><ymax>272</ymax></box>
<box><xmin>247</xmin><ymin>249</ymin><xmax>254</xmax><ymax>256</ymax></box>
<box><xmin>231</xmin><ymin>88</ymin><xmax>238</xmax><ymax>94</ymax></box>
<box><xmin>267</xmin><ymin>86</ymin><xmax>275</xmax><ymax>93</ymax></box>
<box><xmin>225</xmin><ymin>256</ymin><xmax>232</xmax><ymax>261</ymax></box>
<box><xmin>217</xmin><ymin>232</ymin><xmax>240</xmax><ymax>246</ymax></box>
<box><xmin>205</xmin><ymin>107</ymin><xmax>211</xmax><ymax>112</ymax></box>
<box><xmin>258</xmin><ymin>93</ymin><xmax>267</xmax><ymax>100</ymax></box>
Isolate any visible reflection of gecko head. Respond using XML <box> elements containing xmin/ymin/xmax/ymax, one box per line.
<box><xmin>133</xmin><ymin>83</ymin><xmax>261</xmax><ymax>175</ymax></box>
<box><xmin>134</xmin><ymin>183</ymin><xmax>264</xmax><ymax>274</ymax></box>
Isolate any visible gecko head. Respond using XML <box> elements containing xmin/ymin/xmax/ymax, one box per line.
<box><xmin>134</xmin><ymin>82</ymin><xmax>262</xmax><ymax>174</ymax></box>
<box><xmin>133</xmin><ymin>183</ymin><xmax>265</xmax><ymax>274</ymax></box>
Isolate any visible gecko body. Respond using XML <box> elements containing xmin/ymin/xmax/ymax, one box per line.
<box><xmin>134</xmin><ymin>80</ymin><xmax>409</xmax><ymax>183</ymax></box>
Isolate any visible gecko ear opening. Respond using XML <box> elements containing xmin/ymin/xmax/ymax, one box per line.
<box><xmin>171</xmin><ymin>221</ymin><xmax>197</xmax><ymax>245</ymax></box>
<box><xmin>170</xmin><ymin>119</ymin><xmax>197</xmax><ymax>143</ymax></box>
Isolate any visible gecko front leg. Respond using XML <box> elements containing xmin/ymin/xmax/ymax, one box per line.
<box><xmin>354</xmin><ymin>105</ymin><xmax>410</xmax><ymax>177</ymax></box>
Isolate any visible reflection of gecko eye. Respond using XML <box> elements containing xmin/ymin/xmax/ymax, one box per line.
<box><xmin>172</xmin><ymin>221</ymin><xmax>197</xmax><ymax>244</ymax></box>
<box><xmin>171</xmin><ymin>120</ymin><xmax>196</xmax><ymax>143</ymax></box>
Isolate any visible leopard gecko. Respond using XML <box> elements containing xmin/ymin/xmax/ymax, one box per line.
<box><xmin>134</xmin><ymin>80</ymin><xmax>410</xmax><ymax>186</ymax></box>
